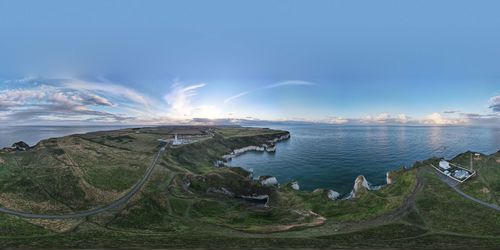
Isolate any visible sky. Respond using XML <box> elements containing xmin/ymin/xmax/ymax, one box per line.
<box><xmin>0</xmin><ymin>0</ymin><xmax>499</xmax><ymax>126</ymax></box>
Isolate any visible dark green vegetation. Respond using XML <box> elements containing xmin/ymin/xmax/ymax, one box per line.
<box><xmin>0</xmin><ymin>126</ymin><xmax>499</xmax><ymax>249</ymax></box>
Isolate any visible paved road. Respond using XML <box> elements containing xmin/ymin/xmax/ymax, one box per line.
<box><xmin>0</xmin><ymin>145</ymin><xmax>166</xmax><ymax>219</ymax></box>
<box><xmin>435</xmin><ymin>171</ymin><xmax>500</xmax><ymax>212</ymax></box>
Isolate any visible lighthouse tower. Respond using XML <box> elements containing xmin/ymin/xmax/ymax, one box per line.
<box><xmin>172</xmin><ymin>134</ymin><xmax>181</xmax><ymax>145</ymax></box>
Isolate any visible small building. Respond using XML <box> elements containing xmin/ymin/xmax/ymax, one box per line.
<box><xmin>439</xmin><ymin>160</ymin><xmax>451</xmax><ymax>170</ymax></box>
<box><xmin>453</xmin><ymin>169</ymin><xmax>470</xmax><ymax>180</ymax></box>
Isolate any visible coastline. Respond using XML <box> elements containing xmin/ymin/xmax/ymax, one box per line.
<box><xmin>2</xmin><ymin>125</ymin><xmax>498</xmax><ymax>202</ymax></box>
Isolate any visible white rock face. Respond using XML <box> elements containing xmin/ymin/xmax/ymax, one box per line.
<box><xmin>260</xmin><ymin>176</ymin><xmax>278</xmax><ymax>186</ymax></box>
<box><xmin>354</xmin><ymin>175</ymin><xmax>371</xmax><ymax>191</ymax></box>
<box><xmin>265</xmin><ymin>145</ymin><xmax>277</xmax><ymax>152</ymax></box>
<box><xmin>327</xmin><ymin>190</ymin><xmax>341</xmax><ymax>200</ymax></box>
<box><xmin>350</xmin><ymin>175</ymin><xmax>371</xmax><ymax>199</ymax></box>
<box><xmin>386</xmin><ymin>171</ymin><xmax>393</xmax><ymax>185</ymax></box>
<box><xmin>291</xmin><ymin>181</ymin><xmax>300</xmax><ymax>190</ymax></box>
<box><xmin>270</xmin><ymin>133</ymin><xmax>291</xmax><ymax>143</ymax></box>
<box><xmin>221</xmin><ymin>133</ymin><xmax>290</xmax><ymax>160</ymax></box>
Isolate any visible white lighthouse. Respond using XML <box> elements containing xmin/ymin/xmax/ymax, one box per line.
<box><xmin>172</xmin><ymin>134</ymin><xmax>181</xmax><ymax>145</ymax></box>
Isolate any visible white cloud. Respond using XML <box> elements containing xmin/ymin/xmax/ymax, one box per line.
<box><xmin>421</xmin><ymin>112</ymin><xmax>468</xmax><ymax>125</ymax></box>
<box><xmin>323</xmin><ymin>116</ymin><xmax>349</xmax><ymax>124</ymax></box>
<box><xmin>396</xmin><ymin>113</ymin><xmax>409</xmax><ymax>123</ymax></box>
<box><xmin>224</xmin><ymin>91</ymin><xmax>249</xmax><ymax>103</ymax></box>
<box><xmin>0</xmin><ymin>88</ymin><xmax>46</xmax><ymax>107</ymax></box>
<box><xmin>63</xmin><ymin>80</ymin><xmax>151</xmax><ymax>106</ymax></box>
<box><xmin>164</xmin><ymin>83</ymin><xmax>207</xmax><ymax>119</ymax></box>
<box><xmin>367</xmin><ymin>113</ymin><xmax>409</xmax><ymax>123</ymax></box>
<box><xmin>266</xmin><ymin>80</ymin><xmax>315</xmax><ymax>88</ymax></box>
<box><xmin>361</xmin><ymin>113</ymin><xmax>393</xmax><ymax>123</ymax></box>
<box><xmin>0</xmin><ymin>81</ymin><xmax>131</xmax><ymax>124</ymax></box>
<box><xmin>489</xmin><ymin>95</ymin><xmax>500</xmax><ymax>112</ymax></box>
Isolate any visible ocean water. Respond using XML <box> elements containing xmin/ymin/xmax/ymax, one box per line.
<box><xmin>229</xmin><ymin>125</ymin><xmax>500</xmax><ymax>194</ymax></box>
<box><xmin>0</xmin><ymin>125</ymin><xmax>138</xmax><ymax>148</ymax></box>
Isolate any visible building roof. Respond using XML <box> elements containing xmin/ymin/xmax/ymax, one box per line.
<box><xmin>439</xmin><ymin>160</ymin><xmax>451</xmax><ymax>170</ymax></box>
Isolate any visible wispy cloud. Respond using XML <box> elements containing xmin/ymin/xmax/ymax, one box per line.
<box><xmin>63</xmin><ymin>80</ymin><xmax>151</xmax><ymax>107</ymax></box>
<box><xmin>224</xmin><ymin>80</ymin><xmax>315</xmax><ymax>103</ymax></box>
<box><xmin>266</xmin><ymin>80</ymin><xmax>316</xmax><ymax>89</ymax></box>
<box><xmin>0</xmin><ymin>83</ymin><xmax>131</xmax><ymax>123</ymax></box>
<box><xmin>1</xmin><ymin>76</ymin><xmax>497</xmax><ymax>126</ymax></box>
<box><xmin>224</xmin><ymin>91</ymin><xmax>250</xmax><ymax>103</ymax></box>
<box><xmin>164</xmin><ymin>82</ymin><xmax>207</xmax><ymax>119</ymax></box>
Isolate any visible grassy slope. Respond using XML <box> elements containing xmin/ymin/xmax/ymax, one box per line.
<box><xmin>415</xmin><ymin>167</ymin><xmax>500</xmax><ymax>236</ymax></box>
<box><xmin>456</xmin><ymin>151</ymin><xmax>500</xmax><ymax>206</ymax></box>
<box><xmin>0</xmin><ymin>126</ymin><xmax>499</xmax><ymax>249</ymax></box>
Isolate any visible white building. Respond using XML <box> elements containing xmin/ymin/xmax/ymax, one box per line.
<box><xmin>453</xmin><ymin>170</ymin><xmax>470</xmax><ymax>180</ymax></box>
<box><xmin>439</xmin><ymin>160</ymin><xmax>451</xmax><ymax>170</ymax></box>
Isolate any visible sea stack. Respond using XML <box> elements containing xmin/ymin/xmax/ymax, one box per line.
<box><xmin>386</xmin><ymin>172</ymin><xmax>393</xmax><ymax>185</ymax></box>
<box><xmin>350</xmin><ymin>175</ymin><xmax>371</xmax><ymax>198</ymax></box>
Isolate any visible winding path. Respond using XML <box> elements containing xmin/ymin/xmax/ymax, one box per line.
<box><xmin>0</xmin><ymin>145</ymin><xmax>167</xmax><ymax>219</ymax></box>
<box><xmin>435</xmin><ymin>170</ymin><xmax>500</xmax><ymax>212</ymax></box>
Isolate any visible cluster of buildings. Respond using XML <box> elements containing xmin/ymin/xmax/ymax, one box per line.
<box><xmin>437</xmin><ymin>160</ymin><xmax>475</xmax><ymax>182</ymax></box>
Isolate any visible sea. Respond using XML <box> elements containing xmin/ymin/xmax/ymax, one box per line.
<box><xmin>1</xmin><ymin>124</ymin><xmax>499</xmax><ymax>195</ymax></box>
<box><xmin>229</xmin><ymin>124</ymin><xmax>500</xmax><ymax>194</ymax></box>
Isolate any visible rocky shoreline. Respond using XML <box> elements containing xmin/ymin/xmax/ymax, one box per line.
<box><xmin>213</xmin><ymin>132</ymin><xmax>290</xmax><ymax>167</ymax></box>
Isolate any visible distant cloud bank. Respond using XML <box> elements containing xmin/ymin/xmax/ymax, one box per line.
<box><xmin>0</xmin><ymin>76</ymin><xmax>498</xmax><ymax>126</ymax></box>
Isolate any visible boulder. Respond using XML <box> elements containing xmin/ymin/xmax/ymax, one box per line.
<box><xmin>259</xmin><ymin>176</ymin><xmax>278</xmax><ymax>187</ymax></box>
<box><xmin>327</xmin><ymin>190</ymin><xmax>341</xmax><ymax>200</ymax></box>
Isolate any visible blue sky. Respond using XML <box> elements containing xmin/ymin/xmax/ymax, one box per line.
<box><xmin>0</xmin><ymin>0</ymin><xmax>499</xmax><ymax>125</ymax></box>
